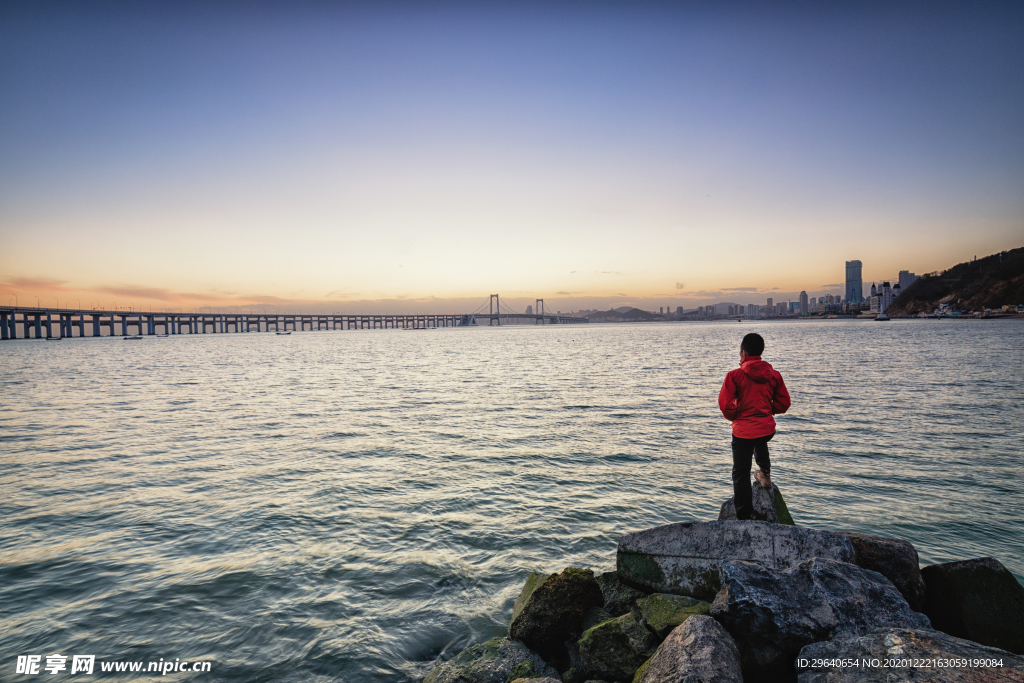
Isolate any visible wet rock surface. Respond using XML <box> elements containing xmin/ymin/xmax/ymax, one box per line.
<box><xmin>839</xmin><ymin>532</ymin><xmax>927</xmax><ymax>611</ymax></box>
<box><xmin>797</xmin><ymin>628</ymin><xmax>1024</xmax><ymax>682</ymax></box>
<box><xmin>634</xmin><ymin>615</ymin><xmax>743</xmax><ymax>683</ymax></box>
<box><xmin>510</xmin><ymin>567</ymin><xmax>604</xmax><ymax>663</ymax></box>
<box><xmin>710</xmin><ymin>557</ymin><xmax>931</xmax><ymax>682</ymax></box>
<box><xmin>424</xmin><ymin>637</ymin><xmax>559</xmax><ymax>683</ymax></box>
<box><xmin>617</xmin><ymin>521</ymin><xmax>856</xmax><ymax>600</ymax></box>
<box><xmin>922</xmin><ymin>557</ymin><xmax>1024</xmax><ymax>655</ymax></box>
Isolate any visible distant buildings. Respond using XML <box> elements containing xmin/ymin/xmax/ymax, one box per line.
<box><xmin>869</xmin><ymin>282</ymin><xmax>899</xmax><ymax>314</ymax></box>
<box><xmin>845</xmin><ymin>260</ymin><xmax>863</xmax><ymax>303</ymax></box>
<box><xmin>898</xmin><ymin>270</ymin><xmax>919</xmax><ymax>291</ymax></box>
<box><xmin>799</xmin><ymin>291</ymin><xmax>808</xmax><ymax>315</ymax></box>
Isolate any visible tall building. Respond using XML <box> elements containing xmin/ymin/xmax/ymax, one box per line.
<box><xmin>676</xmin><ymin>306</ymin><xmax>683</xmax><ymax>317</ymax></box>
<box><xmin>845</xmin><ymin>260</ymin><xmax>863</xmax><ymax>303</ymax></box>
<box><xmin>526</xmin><ymin>305</ymin><xmax>533</xmax><ymax>315</ymax></box>
<box><xmin>747</xmin><ymin>304</ymin><xmax>758</xmax><ymax>317</ymax></box>
<box><xmin>767</xmin><ymin>297</ymin><xmax>773</xmax><ymax>311</ymax></box>
<box><xmin>799</xmin><ymin>291</ymin><xmax>809</xmax><ymax>315</ymax></box>
<box><xmin>898</xmin><ymin>270</ymin><xmax>918</xmax><ymax>291</ymax></box>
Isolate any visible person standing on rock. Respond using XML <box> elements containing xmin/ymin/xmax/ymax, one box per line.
<box><xmin>718</xmin><ymin>333</ymin><xmax>791</xmax><ymax>520</ymax></box>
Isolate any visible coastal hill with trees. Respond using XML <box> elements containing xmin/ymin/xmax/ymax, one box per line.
<box><xmin>888</xmin><ymin>246</ymin><xmax>1024</xmax><ymax>317</ymax></box>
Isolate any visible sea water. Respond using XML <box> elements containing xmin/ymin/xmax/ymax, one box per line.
<box><xmin>1</xmin><ymin>320</ymin><xmax>1022</xmax><ymax>681</ymax></box>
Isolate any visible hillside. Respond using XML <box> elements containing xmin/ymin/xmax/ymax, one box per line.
<box><xmin>887</xmin><ymin>246</ymin><xmax>1024</xmax><ymax>316</ymax></box>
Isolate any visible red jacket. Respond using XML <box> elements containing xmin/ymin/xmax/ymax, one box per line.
<box><xmin>718</xmin><ymin>356</ymin><xmax>791</xmax><ymax>439</ymax></box>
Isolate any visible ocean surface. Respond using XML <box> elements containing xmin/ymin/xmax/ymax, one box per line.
<box><xmin>2</xmin><ymin>319</ymin><xmax>1022</xmax><ymax>681</ymax></box>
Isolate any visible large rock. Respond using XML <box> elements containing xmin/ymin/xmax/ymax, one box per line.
<box><xmin>719</xmin><ymin>483</ymin><xmax>796</xmax><ymax>526</ymax></box>
<box><xmin>796</xmin><ymin>628</ymin><xmax>1024</xmax><ymax>682</ymax></box>
<box><xmin>921</xmin><ymin>557</ymin><xmax>1024</xmax><ymax>655</ymax></box>
<box><xmin>633</xmin><ymin>615</ymin><xmax>743</xmax><ymax>683</ymax></box>
<box><xmin>710</xmin><ymin>558</ymin><xmax>931</xmax><ymax>682</ymax></box>
<box><xmin>424</xmin><ymin>637</ymin><xmax>560</xmax><ymax>683</ymax></box>
<box><xmin>598</xmin><ymin>571</ymin><xmax>650</xmax><ymax>616</ymax></box>
<box><xmin>578</xmin><ymin>613</ymin><xmax>659</xmax><ymax>682</ymax></box>
<box><xmin>839</xmin><ymin>532</ymin><xmax>927</xmax><ymax>611</ymax></box>
<box><xmin>634</xmin><ymin>593</ymin><xmax>712</xmax><ymax>640</ymax></box>
<box><xmin>511</xmin><ymin>568</ymin><xmax>604</xmax><ymax>663</ymax></box>
<box><xmin>617</xmin><ymin>521</ymin><xmax>856</xmax><ymax>600</ymax></box>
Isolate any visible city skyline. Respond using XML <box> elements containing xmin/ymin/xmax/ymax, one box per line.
<box><xmin>2</xmin><ymin>2</ymin><xmax>1022</xmax><ymax>313</ymax></box>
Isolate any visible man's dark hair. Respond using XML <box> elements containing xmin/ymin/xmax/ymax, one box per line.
<box><xmin>741</xmin><ymin>333</ymin><xmax>765</xmax><ymax>356</ymax></box>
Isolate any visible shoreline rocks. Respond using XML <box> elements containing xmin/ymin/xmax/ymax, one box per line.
<box><xmin>617</xmin><ymin>521</ymin><xmax>856</xmax><ymax>600</ymax></box>
<box><xmin>510</xmin><ymin>568</ymin><xmax>603</xmax><ymax>665</ymax></box>
<box><xmin>921</xmin><ymin>557</ymin><xmax>1024</xmax><ymax>655</ymax></box>
<box><xmin>839</xmin><ymin>532</ymin><xmax>927</xmax><ymax>611</ymax></box>
<box><xmin>634</xmin><ymin>615</ymin><xmax>743</xmax><ymax>683</ymax></box>
<box><xmin>423</xmin><ymin>637</ymin><xmax>559</xmax><ymax>683</ymax></box>
<box><xmin>710</xmin><ymin>557</ymin><xmax>931</xmax><ymax>682</ymax></box>
<box><xmin>421</xmin><ymin>494</ymin><xmax>1023</xmax><ymax>683</ymax></box>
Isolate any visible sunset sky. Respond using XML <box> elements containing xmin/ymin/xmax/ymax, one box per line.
<box><xmin>1</xmin><ymin>1</ymin><xmax>1022</xmax><ymax>313</ymax></box>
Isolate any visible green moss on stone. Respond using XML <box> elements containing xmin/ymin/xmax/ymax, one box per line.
<box><xmin>635</xmin><ymin>593</ymin><xmax>711</xmax><ymax>639</ymax></box>
<box><xmin>632</xmin><ymin>655</ymin><xmax>653</xmax><ymax>683</ymax></box>
<box><xmin>774</xmin><ymin>488</ymin><xmax>796</xmax><ymax>526</ymax></box>
<box><xmin>511</xmin><ymin>571</ymin><xmax>553</xmax><ymax>623</ymax></box>
<box><xmin>504</xmin><ymin>660</ymin><xmax>535</xmax><ymax>683</ymax></box>
<box><xmin>617</xmin><ymin>553</ymin><xmax>667</xmax><ymax>591</ymax></box>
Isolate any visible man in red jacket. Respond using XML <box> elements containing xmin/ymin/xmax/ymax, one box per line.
<box><xmin>718</xmin><ymin>333</ymin><xmax>791</xmax><ymax>520</ymax></box>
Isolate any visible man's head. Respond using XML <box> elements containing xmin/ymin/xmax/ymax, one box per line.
<box><xmin>740</xmin><ymin>333</ymin><xmax>765</xmax><ymax>358</ymax></box>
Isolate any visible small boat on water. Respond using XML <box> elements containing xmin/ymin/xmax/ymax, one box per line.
<box><xmin>156</xmin><ymin>334</ymin><xmax>169</xmax><ymax>337</ymax></box>
<box><xmin>123</xmin><ymin>335</ymin><xmax>143</xmax><ymax>340</ymax></box>
<box><xmin>276</xmin><ymin>331</ymin><xmax>291</xmax><ymax>335</ymax></box>
<box><xmin>46</xmin><ymin>337</ymin><xmax>63</xmax><ymax>341</ymax></box>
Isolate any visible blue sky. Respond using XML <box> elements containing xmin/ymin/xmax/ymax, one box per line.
<box><xmin>2</xmin><ymin>1</ymin><xmax>1022</xmax><ymax>312</ymax></box>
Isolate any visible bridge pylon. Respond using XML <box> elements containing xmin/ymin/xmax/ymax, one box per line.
<box><xmin>489</xmin><ymin>294</ymin><xmax>500</xmax><ymax>326</ymax></box>
<box><xmin>535</xmin><ymin>299</ymin><xmax>544</xmax><ymax>324</ymax></box>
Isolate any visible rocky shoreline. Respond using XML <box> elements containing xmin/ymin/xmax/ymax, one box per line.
<box><xmin>422</xmin><ymin>483</ymin><xmax>1024</xmax><ymax>683</ymax></box>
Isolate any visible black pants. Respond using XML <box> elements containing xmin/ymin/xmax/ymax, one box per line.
<box><xmin>731</xmin><ymin>432</ymin><xmax>774</xmax><ymax>520</ymax></box>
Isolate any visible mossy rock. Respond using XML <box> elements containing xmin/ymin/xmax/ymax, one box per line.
<box><xmin>424</xmin><ymin>637</ymin><xmax>558</xmax><ymax>683</ymax></box>
<box><xmin>510</xmin><ymin>567</ymin><xmax>603</xmax><ymax>663</ymax></box>
<box><xmin>578</xmin><ymin>613</ymin><xmax>658</xmax><ymax>682</ymax></box>
<box><xmin>634</xmin><ymin>593</ymin><xmax>711</xmax><ymax>639</ymax></box>
<box><xmin>505</xmin><ymin>660</ymin><xmax>537</xmax><ymax>683</ymax></box>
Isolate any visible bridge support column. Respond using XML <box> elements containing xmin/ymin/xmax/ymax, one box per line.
<box><xmin>0</xmin><ymin>313</ymin><xmax>8</xmax><ymax>339</ymax></box>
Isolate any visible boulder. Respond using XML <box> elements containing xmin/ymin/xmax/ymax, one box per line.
<box><xmin>578</xmin><ymin>613</ymin><xmax>659</xmax><ymax>682</ymax></box>
<box><xmin>839</xmin><ymin>532</ymin><xmax>927</xmax><ymax>611</ymax></box>
<box><xmin>719</xmin><ymin>483</ymin><xmax>796</xmax><ymax>526</ymax></box>
<box><xmin>710</xmin><ymin>558</ymin><xmax>931</xmax><ymax>682</ymax></box>
<box><xmin>634</xmin><ymin>593</ymin><xmax>712</xmax><ymax>640</ymax></box>
<box><xmin>510</xmin><ymin>568</ymin><xmax>604</xmax><ymax>663</ymax></box>
<box><xmin>617</xmin><ymin>521</ymin><xmax>856</xmax><ymax>600</ymax></box>
<box><xmin>598</xmin><ymin>571</ymin><xmax>650</xmax><ymax>616</ymax></box>
<box><xmin>424</xmin><ymin>637</ymin><xmax>560</xmax><ymax>683</ymax></box>
<box><xmin>633</xmin><ymin>615</ymin><xmax>743</xmax><ymax>683</ymax></box>
<box><xmin>921</xmin><ymin>557</ymin><xmax>1024</xmax><ymax>655</ymax></box>
<box><xmin>583</xmin><ymin>606</ymin><xmax>614</xmax><ymax>631</ymax></box>
<box><xmin>796</xmin><ymin>628</ymin><xmax>1024</xmax><ymax>682</ymax></box>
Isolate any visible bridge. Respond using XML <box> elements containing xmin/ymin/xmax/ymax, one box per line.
<box><xmin>0</xmin><ymin>295</ymin><xmax>585</xmax><ymax>340</ymax></box>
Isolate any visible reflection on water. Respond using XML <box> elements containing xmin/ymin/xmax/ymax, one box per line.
<box><xmin>1</xmin><ymin>320</ymin><xmax>1022</xmax><ymax>681</ymax></box>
